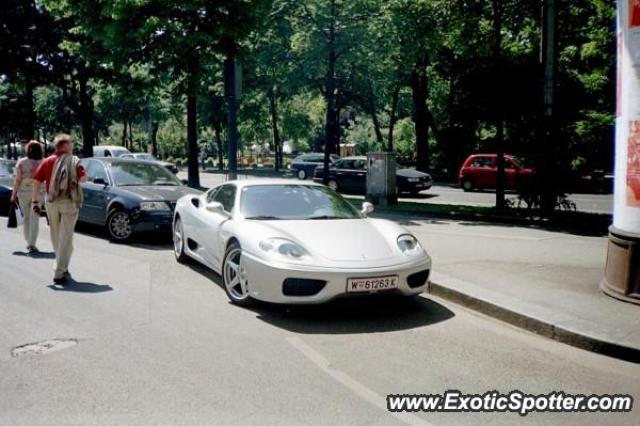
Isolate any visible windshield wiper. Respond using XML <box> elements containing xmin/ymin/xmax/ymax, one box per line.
<box><xmin>307</xmin><ymin>215</ymin><xmax>344</xmax><ymax>220</ymax></box>
<box><xmin>245</xmin><ymin>215</ymin><xmax>282</xmax><ymax>220</ymax></box>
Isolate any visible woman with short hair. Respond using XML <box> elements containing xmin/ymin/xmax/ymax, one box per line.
<box><xmin>11</xmin><ymin>140</ymin><xmax>44</xmax><ymax>253</ymax></box>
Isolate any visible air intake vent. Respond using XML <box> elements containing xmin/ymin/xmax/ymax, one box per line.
<box><xmin>407</xmin><ymin>270</ymin><xmax>430</xmax><ymax>288</ymax></box>
<box><xmin>282</xmin><ymin>278</ymin><xmax>327</xmax><ymax>296</ymax></box>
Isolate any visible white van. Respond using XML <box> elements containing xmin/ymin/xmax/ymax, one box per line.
<box><xmin>93</xmin><ymin>145</ymin><xmax>131</xmax><ymax>158</ymax></box>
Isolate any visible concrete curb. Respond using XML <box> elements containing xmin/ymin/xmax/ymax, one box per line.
<box><xmin>428</xmin><ymin>281</ymin><xmax>640</xmax><ymax>364</ymax></box>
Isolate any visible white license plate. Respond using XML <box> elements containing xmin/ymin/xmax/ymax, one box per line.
<box><xmin>347</xmin><ymin>276</ymin><xmax>399</xmax><ymax>293</ymax></box>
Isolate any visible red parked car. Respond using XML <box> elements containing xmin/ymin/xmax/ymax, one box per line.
<box><xmin>458</xmin><ymin>154</ymin><xmax>535</xmax><ymax>191</ymax></box>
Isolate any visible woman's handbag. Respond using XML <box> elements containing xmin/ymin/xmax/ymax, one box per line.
<box><xmin>7</xmin><ymin>201</ymin><xmax>17</xmax><ymax>228</ymax></box>
<box><xmin>15</xmin><ymin>202</ymin><xmax>24</xmax><ymax>226</ymax></box>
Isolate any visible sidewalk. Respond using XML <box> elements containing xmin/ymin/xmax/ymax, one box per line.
<box><xmin>377</xmin><ymin>211</ymin><xmax>640</xmax><ymax>362</ymax></box>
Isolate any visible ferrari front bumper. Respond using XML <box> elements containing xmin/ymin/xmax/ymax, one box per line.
<box><xmin>241</xmin><ymin>252</ymin><xmax>432</xmax><ymax>304</ymax></box>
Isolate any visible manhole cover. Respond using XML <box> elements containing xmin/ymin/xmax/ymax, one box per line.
<box><xmin>11</xmin><ymin>339</ymin><xmax>78</xmax><ymax>357</ymax></box>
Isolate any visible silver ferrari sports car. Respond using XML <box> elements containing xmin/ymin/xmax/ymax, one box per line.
<box><xmin>172</xmin><ymin>179</ymin><xmax>432</xmax><ymax>306</ymax></box>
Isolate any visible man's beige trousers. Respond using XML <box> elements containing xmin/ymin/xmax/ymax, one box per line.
<box><xmin>17</xmin><ymin>188</ymin><xmax>40</xmax><ymax>248</ymax></box>
<box><xmin>46</xmin><ymin>199</ymin><xmax>79</xmax><ymax>279</ymax></box>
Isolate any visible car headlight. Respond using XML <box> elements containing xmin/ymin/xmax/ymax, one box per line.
<box><xmin>397</xmin><ymin>234</ymin><xmax>422</xmax><ymax>254</ymax></box>
<box><xmin>139</xmin><ymin>201</ymin><xmax>170</xmax><ymax>211</ymax></box>
<box><xmin>259</xmin><ymin>238</ymin><xmax>310</xmax><ymax>260</ymax></box>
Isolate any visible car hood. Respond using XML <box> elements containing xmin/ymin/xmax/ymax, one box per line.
<box><xmin>119</xmin><ymin>185</ymin><xmax>201</xmax><ymax>201</ymax></box>
<box><xmin>397</xmin><ymin>169</ymin><xmax>431</xmax><ymax>179</ymax></box>
<box><xmin>256</xmin><ymin>219</ymin><xmax>398</xmax><ymax>262</ymax></box>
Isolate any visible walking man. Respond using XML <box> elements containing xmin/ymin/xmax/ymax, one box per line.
<box><xmin>31</xmin><ymin>134</ymin><xmax>86</xmax><ymax>284</ymax></box>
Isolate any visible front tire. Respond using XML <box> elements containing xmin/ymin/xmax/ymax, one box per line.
<box><xmin>461</xmin><ymin>179</ymin><xmax>474</xmax><ymax>192</ymax></box>
<box><xmin>173</xmin><ymin>217</ymin><xmax>189</xmax><ymax>263</ymax></box>
<box><xmin>222</xmin><ymin>242</ymin><xmax>253</xmax><ymax>306</ymax></box>
<box><xmin>106</xmin><ymin>208</ymin><xmax>133</xmax><ymax>242</ymax></box>
<box><xmin>297</xmin><ymin>169</ymin><xmax>307</xmax><ymax>180</ymax></box>
<box><xmin>327</xmin><ymin>179</ymin><xmax>339</xmax><ymax>191</ymax></box>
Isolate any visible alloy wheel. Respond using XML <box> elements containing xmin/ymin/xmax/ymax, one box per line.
<box><xmin>223</xmin><ymin>247</ymin><xmax>250</xmax><ymax>301</ymax></box>
<box><xmin>109</xmin><ymin>211</ymin><xmax>132</xmax><ymax>240</ymax></box>
<box><xmin>174</xmin><ymin>219</ymin><xmax>183</xmax><ymax>256</ymax></box>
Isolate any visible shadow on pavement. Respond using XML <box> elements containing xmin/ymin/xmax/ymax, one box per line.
<box><xmin>250</xmin><ymin>295</ymin><xmax>455</xmax><ymax>334</ymax></box>
<box><xmin>454</xmin><ymin>218</ymin><xmax>609</xmax><ymax>237</ymax></box>
<box><xmin>75</xmin><ymin>222</ymin><xmax>173</xmax><ymax>250</ymax></box>
<box><xmin>13</xmin><ymin>250</ymin><xmax>56</xmax><ymax>259</ymax></box>
<box><xmin>377</xmin><ymin>210</ymin><xmax>610</xmax><ymax>238</ymax></box>
<box><xmin>401</xmin><ymin>193</ymin><xmax>439</xmax><ymax>200</ymax></box>
<box><xmin>48</xmin><ymin>279</ymin><xmax>113</xmax><ymax>293</ymax></box>
<box><xmin>186</xmin><ymin>260</ymin><xmax>454</xmax><ymax>334</ymax></box>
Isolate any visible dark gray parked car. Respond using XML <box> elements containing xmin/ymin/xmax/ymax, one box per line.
<box><xmin>290</xmin><ymin>153</ymin><xmax>340</xmax><ymax>180</ymax></box>
<box><xmin>79</xmin><ymin>158</ymin><xmax>201</xmax><ymax>242</ymax></box>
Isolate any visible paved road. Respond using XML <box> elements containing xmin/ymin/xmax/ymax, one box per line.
<box><xmin>183</xmin><ymin>172</ymin><xmax>614</xmax><ymax>214</ymax></box>
<box><xmin>1</xmin><ymin>217</ymin><xmax>638</xmax><ymax>425</ymax></box>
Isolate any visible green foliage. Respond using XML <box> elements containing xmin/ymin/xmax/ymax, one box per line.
<box><xmin>0</xmin><ymin>0</ymin><xmax>617</xmax><ymax>183</ymax></box>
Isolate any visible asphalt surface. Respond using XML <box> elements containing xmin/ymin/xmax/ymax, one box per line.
<box><xmin>1</xmin><ymin>215</ymin><xmax>638</xmax><ymax>425</ymax></box>
<box><xmin>184</xmin><ymin>171</ymin><xmax>614</xmax><ymax>214</ymax></box>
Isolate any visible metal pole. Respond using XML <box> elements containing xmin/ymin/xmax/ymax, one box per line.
<box><xmin>225</xmin><ymin>54</ymin><xmax>239</xmax><ymax>181</ymax></box>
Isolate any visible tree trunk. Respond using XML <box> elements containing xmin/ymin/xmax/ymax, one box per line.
<box><xmin>186</xmin><ymin>58</ymin><xmax>200</xmax><ymax>188</ymax></box>
<box><xmin>411</xmin><ymin>61</ymin><xmax>429</xmax><ymax>173</ymax></box>
<box><xmin>387</xmin><ymin>84</ymin><xmax>401</xmax><ymax>152</ymax></box>
<box><xmin>322</xmin><ymin>0</ymin><xmax>337</xmax><ymax>184</ymax></box>
<box><xmin>369</xmin><ymin>94</ymin><xmax>384</xmax><ymax>146</ymax></box>
<box><xmin>78</xmin><ymin>73</ymin><xmax>94</xmax><ymax>158</ymax></box>
<box><xmin>214</xmin><ymin>122</ymin><xmax>224</xmax><ymax>171</ymax></box>
<box><xmin>128</xmin><ymin>121</ymin><xmax>135</xmax><ymax>151</ymax></box>
<box><xmin>371</xmin><ymin>111</ymin><xmax>384</xmax><ymax>146</ymax></box>
<box><xmin>145</xmin><ymin>115</ymin><xmax>158</xmax><ymax>155</ymax></box>
<box><xmin>492</xmin><ymin>0</ymin><xmax>506</xmax><ymax>210</ymax></box>
<box><xmin>334</xmin><ymin>102</ymin><xmax>341</xmax><ymax>156</ymax></box>
<box><xmin>24</xmin><ymin>64</ymin><xmax>35</xmax><ymax>139</ymax></box>
<box><xmin>541</xmin><ymin>0</ymin><xmax>557</xmax><ymax>215</ymax></box>
<box><xmin>122</xmin><ymin>122</ymin><xmax>127</xmax><ymax>148</ymax></box>
<box><xmin>268</xmin><ymin>89</ymin><xmax>281</xmax><ymax>171</ymax></box>
<box><xmin>368</xmin><ymin>85</ymin><xmax>384</xmax><ymax>149</ymax></box>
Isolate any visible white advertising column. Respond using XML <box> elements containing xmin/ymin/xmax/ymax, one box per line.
<box><xmin>602</xmin><ymin>0</ymin><xmax>640</xmax><ymax>304</ymax></box>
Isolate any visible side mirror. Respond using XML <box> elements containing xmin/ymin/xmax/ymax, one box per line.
<box><xmin>93</xmin><ymin>177</ymin><xmax>107</xmax><ymax>186</ymax></box>
<box><xmin>180</xmin><ymin>179</ymin><xmax>189</xmax><ymax>186</ymax></box>
<box><xmin>361</xmin><ymin>201</ymin><xmax>374</xmax><ymax>216</ymax></box>
<box><xmin>206</xmin><ymin>201</ymin><xmax>225</xmax><ymax>214</ymax></box>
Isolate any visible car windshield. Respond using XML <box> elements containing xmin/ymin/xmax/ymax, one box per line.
<box><xmin>241</xmin><ymin>184</ymin><xmax>361</xmax><ymax>220</ymax></box>
<box><xmin>111</xmin><ymin>149</ymin><xmax>130</xmax><ymax>157</ymax></box>
<box><xmin>109</xmin><ymin>162</ymin><xmax>181</xmax><ymax>186</ymax></box>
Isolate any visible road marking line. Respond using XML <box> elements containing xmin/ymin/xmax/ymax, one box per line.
<box><xmin>286</xmin><ymin>336</ymin><xmax>434</xmax><ymax>426</ymax></box>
